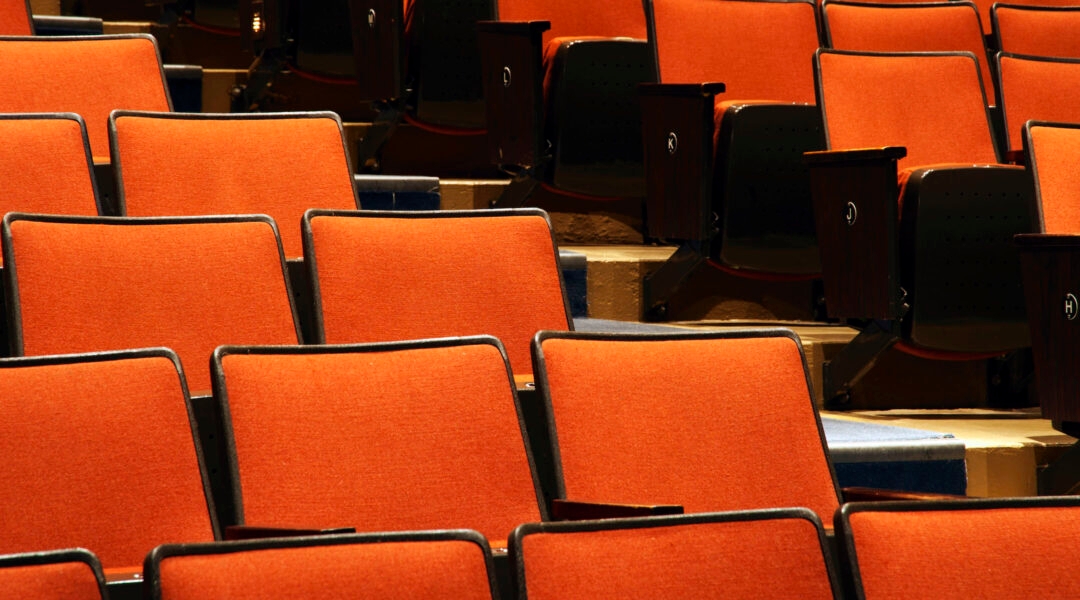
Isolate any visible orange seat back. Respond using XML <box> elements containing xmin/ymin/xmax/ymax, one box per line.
<box><xmin>498</xmin><ymin>0</ymin><xmax>646</xmax><ymax>45</ymax></box>
<box><xmin>0</xmin><ymin>0</ymin><xmax>31</xmax><ymax>35</ymax></box>
<box><xmin>1025</xmin><ymin>122</ymin><xmax>1080</xmax><ymax>233</ymax></box>
<box><xmin>650</xmin><ymin>0</ymin><xmax>818</xmax><ymax>103</ymax></box>
<box><xmin>0</xmin><ymin>350</ymin><xmax>215</xmax><ymax>571</ymax></box>
<box><xmin>214</xmin><ymin>338</ymin><xmax>542</xmax><ymax>544</ymax></box>
<box><xmin>0</xmin><ymin>35</ymin><xmax>170</xmax><ymax>159</ymax></box>
<box><xmin>533</xmin><ymin>330</ymin><xmax>841</xmax><ymax>528</ymax></box>
<box><xmin>147</xmin><ymin>532</ymin><xmax>495</xmax><ymax>600</ymax></box>
<box><xmin>513</xmin><ymin>509</ymin><xmax>837</xmax><ymax>599</ymax></box>
<box><xmin>996</xmin><ymin>54</ymin><xmax>1080</xmax><ymax>153</ymax></box>
<box><xmin>0</xmin><ymin>549</ymin><xmax>106</xmax><ymax>600</ymax></box>
<box><xmin>3</xmin><ymin>215</ymin><xmax>300</xmax><ymax>395</ymax></box>
<box><xmin>839</xmin><ymin>499</ymin><xmax>1080</xmax><ymax>599</ymax></box>
<box><xmin>815</xmin><ymin>49</ymin><xmax>998</xmax><ymax>169</ymax></box>
<box><xmin>303</xmin><ymin>209</ymin><xmax>571</xmax><ymax>376</ymax></box>
<box><xmin>110</xmin><ymin>112</ymin><xmax>358</xmax><ymax>259</ymax></box>
<box><xmin>992</xmin><ymin>4</ymin><xmax>1080</xmax><ymax>59</ymax></box>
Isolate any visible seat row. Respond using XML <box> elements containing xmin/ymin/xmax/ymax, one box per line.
<box><xmin>8</xmin><ymin>495</ymin><xmax>1080</xmax><ymax>599</ymax></box>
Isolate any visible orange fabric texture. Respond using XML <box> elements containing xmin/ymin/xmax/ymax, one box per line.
<box><xmin>994</xmin><ymin>6</ymin><xmax>1080</xmax><ymax>57</ymax></box>
<box><xmin>0</xmin><ymin>118</ymin><xmax>98</xmax><ymax>264</ymax></box>
<box><xmin>221</xmin><ymin>343</ymin><xmax>540</xmax><ymax>542</ymax></box>
<box><xmin>823</xmin><ymin>3</ymin><xmax>995</xmax><ymax>101</ymax></box>
<box><xmin>308</xmin><ymin>214</ymin><xmax>569</xmax><ymax>375</ymax></box>
<box><xmin>112</xmin><ymin>115</ymin><xmax>357</xmax><ymax>259</ymax></box>
<box><xmin>997</xmin><ymin>56</ymin><xmax>1080</xmax><ymax>153</ymax></box>
<box><xmin>0</xmin><ymin>37</ymin><xmax>169</xmax><ymax>159</ymax></box>
<box><xmin>539</xmin><ymin>336</ymin><xmax>840</xmax><ymax>527</ymax></box>
<box><xmin>498</xmin><ymin>0</ymin><xmax>646</xmax><ymax>46</ymax></box>
<box><xmin>0</xmin><ymin>355</ymin><xmax>213</xmax><ymax>570</ymax></box>
<box><xmin>0</xmin><ymin>0</ymin><xmax>31</xmax><ymax>35</ymax></box>
<box><xmin>0</xmin><ymin>560</ymin><xmax>102</xmax><ymax>600</ymax></box>
<box><xmin>849</xmin><ymin>505</ymin><xmax>1080</xmax><ymax>599</ymax></box>
<box><xmin>652</xmin><ymin>0</ymin><xmax>818</xmax><ymax>104</ymax></box>
<box><xmin>818</xmin><ymin>52</ymin><xmax>998</xmax><ymax>170</ymax></box>
<box><xmin>520</xmin><ymin>518</ymin><xmax>833</xmax><ymax>599</ymax></box>
<box><xmin>156</xmin><ymin>539</ymin><xmax>491</xmax><ymax>600</ymax></box>
<box><xmin>1028</xmin><ymin>125</ymin><xmax>1080</xmax><ymax>233</ymax></box>
<box><xmin>8</xmin><ymin>219</ymin><xmax>298</xmax><ymax>395</ymax></box>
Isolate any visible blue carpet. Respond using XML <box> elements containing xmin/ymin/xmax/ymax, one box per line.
<box><xmin>822</xmin><ymin>417</ymin><xmax>967</xmax><ymax>495</ymax></box>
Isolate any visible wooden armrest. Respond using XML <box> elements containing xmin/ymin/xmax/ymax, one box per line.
<box><xmin>1003</xmin><ymin>149</ymin><xmax>1026</xmax><ymax>165</ymax></box>
<box><xmin>476</xmin><ymin>19</ymin><xmax>551</xmax><ymax>35</ymax></box>
<box><xmin>223</xmin><ymin>525</ymin><xmax>357</xmax><ymax>541</ymax></box>
<box><xmin>841</xmin><ymin>486</ymin><xmax>966</xmax><ymax>502</ymax></box>
<box><xmin>350</xmin><ymin>0</ymin><xmax>407</xmax><ymax>100</ymax></box>
<box><xmin>551</xmin><ymin>499</ymin><xmax>684</xmax><ymax>521</ymax></box>
<box><xmin>804</xmin><ymin>146</ymin><xmax>907</xmax><ymax>165</ymax></box>
<box><xmin>638</xmin><ymin>82</ymin><xmax>726</xmax><ymax>98</ymax></box>
<box><xmin>1016</xmin><ymin>233</ymin><xmax>1080</xmax><ymax>248</ymax></box>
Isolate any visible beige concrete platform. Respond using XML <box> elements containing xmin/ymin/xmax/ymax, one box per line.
<box><xmin>825</xmin><ymin>409</ymin><xmax>1076</xmax><ymax>498</ymax></box>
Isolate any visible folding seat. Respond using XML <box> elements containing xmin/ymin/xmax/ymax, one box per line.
<box><xmin>1014</xmin><ymin>121</ymin><xmax>1080</xmax><ymax>494</ymax></box>
<box><xmin>991</xmin><ymin>4</ymin><xmax>1080</xmax><ymax>59</ymax></box>
<box><xmin>0</xmin><ymin>35</ymin><xmax>171</xmax><ymax>162</ymax></box>
<box><xmin>531</xmin><ymin>329</ymin><xmax>849</xmax><ymax>527</ymax></box>
<box><xmin>145</xmin><ymin>531</ymin><xmax>496</xmax><ymax>600</ymax></box>
<box><xmin>805</xmin><ymin>50</ymin><xmax>1035</xmax><ymax>408</ymax></box>
<box><xmin>109</xmin><ymin>111</ymin><xmax>359</xmax><ymax>260</ymax></box>
<box><xmin>301</xmin><ymin>208</ymin><xmax>571</xmax><ymax>377</ymax></box>
<box><xmin>211</xmin><ymin>337</ymin><xmax>544</xmax><ymax>548</ymax></box>
<box><xmin>0</xmin><ymin>0</ymin><xmax>32</xmax><ymax>34</ymax></box>
<box><xmin>2</xmin><ymin>214</ymin><xmax>301</xmax><ymax>529</ymax></box>
<box><xmin>0</xmin><ymin>548</ymin><xmax>107</xmax><ymax>600</ymax></box>
<box><xmin>0</xmin><ymin>349</ymin><xmax>217</xmax><ymax>576</ymax></box>
<box><xmin>637</xmin><ymin>0</ymin><xmax>825</xmax><ymax>319</ymax></box>
<box><xmin>511</xmin><ymin>509</ymin><xmax>839</xmax><ymax>600</ymax></box>
<box><xmin>836</xmin><ymin>497</ymin><xmax>1080</xmax><ymax>599</ymax></box>
<box><xmin>820</xmin><ymin>1</ymin><xmax>995</xmax><ymax>104</ymax></box>
<box><xmin>994</xmin><ymin>53</ymin><xmax>1080</xmax><ymax>155</ymax></box>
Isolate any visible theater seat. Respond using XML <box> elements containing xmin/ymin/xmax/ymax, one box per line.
<box><xmin>531</xmin><ymin>329</ymin><xmax>845</xmax><ymax>528</ymax></box>
<box><xmin>805</xmin><ymin>49</ymin><xmax>1035</xmax><ymax>407</ymax></box>
<box><xmin>211</xmin><ymin>337</ymin><xmax>544</xmax><ymax>548</ymax></box>
<box><xmin>994</xmin><ymin>53</ymin><xmax>1080</xmax><ymax>154</ymax></box>
<box><xmin>512</xmin><ymin>509</ymin><xmax>838</xmax><ymax>600</ymax></box>
<box><xmin>0</xmin><ymin>349</ymin><xmax>216</xmax><ymax>574</ymax></box>
<box><xmin>0</xmin><ymin>549</ymin><xmax>107</xmax><ymax>600</ymax></box>
<box><xmin>145</xmin><ymin>530</ymin><xmax>496</xmax><ymax>600</ymax></box>
<box><xmin>991</xmin><ymin>4</ymin><xmax>1080</xmax><ymax>60</ymax></box>
<box><xmin>638</xmin><ymin>0</ymin><xmax>825</xmax><ymax>319</ymax></box>
<box><xmin>837</xmin><ymin>497</ymin><xmax>1080</xmax><ymax>599</ymax></box>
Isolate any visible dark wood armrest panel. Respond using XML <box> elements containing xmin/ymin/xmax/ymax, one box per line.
<box><xmin>841</xmin><ymin>486</ymin><xmax>966</xmax><ymax>502</ymax></box>
<box><xmin>639</xmin><ymin>82</ymin><xmax>726</xmax><ymax>98</ymax></box>
<box><xmin>477</xmin><ymin>20</ymin><xmax>550</xmax><ymax>168</ymax></box>
<box><xmin>804</xmin><ymin>146</ymin><xmax>906</xmax><ymax>165</ymax></box>
<box><xmin>551</xmin><ymin>499</ymin><xmax>684</xmax><ymax>521</ymax></box>
<box><xmin>1003</xmin><ymin>149</ymin><xmax>1026</xmax><ymax>166</ymax></box>
<box><xmin>224</xmin><ymin>525</ymin><xmax>357</xmax><ymax>541</ymax></box>
<box><xmin>350</xmin><ymin>0</ymin><xmax>406</xmax><ymax>100</ymax></box>
<box><xmin>641</xmin><ymin>84</ymin><xmax>724</xmax><ymax>242</ymax></box>
<box><xmin>807</xmin><ymin>146</ymin><xmax>905</xmax><ymax>319</ymax></box>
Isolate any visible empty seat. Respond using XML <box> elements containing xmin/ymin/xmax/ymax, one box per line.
<box><xmin>212</xmin><ymin>337</ymin><xmax>543</xmax><ymax>545</ymax></box>
<box><xmin>821</xmin><ymin>1</ymin><xmax>994</xmax><ymax>103</ymax></box>
<box><xmin>512</xmin><ymin>509</ymin><xmax>838</xmax><ymax>599</ymax></box>
<box><xmin>531</xmin><ymin>329</ymin><xmax>843</xmax><ymax>527</ymax></box>
<box><xmin>995</xmin><ymin>53</ymin><xmax>1080</xmax><ymax>153</ymax></box>
<box><xmin>805</xmin><ymin>49</ymin><xmax>1034</xmax><ymax>407</ymax></box>
<box><xmin>1015</xmin><ymin>121</ymin><xmax>1080</xmax><ymax>492</ymax></box>
<box><xmin>0</xmin><ymin>113</ymin><xmax>100</xmax><ymax>229</ymax></box>
<box><xmin>0</xmin><ymin>548</ymin><xmax>106</xmax><ymax>600</ymax></box>
<box><xmin>0</xmin><ymin>349</ymin><xmax>216</xmax><ymax>572</ymax></box>
<box><xmin>109</xmin><ymin>111</ymin><xmax>359</xmax><ymax>259</ymax></box>
<box><xmin>145</xmin><ymin>530</ymin><xmax>496</xmax><ymax>600</ymax></box>
<box><xmin>301</xmin><ymin>208</ymin><xmax>570</xmax><ymax>376</ymax></box>
<box><xmin>639</xmin><ymin>0</ymin><xmax>824</xmax><ymax>317</ymax></box>
<box><xmin>0</xmin><ymin>0</ymin><xmax>31</xmax><ymax>35</ymax></box>
<box><xmin>0</xmin><ymin>35</ymin><xmax>171</xmax><ymax>160</ymax></box>
<box><xmin>992</xmin><ymin>4</ymin><xmax>1080</xmax><ymax>59</ymax></box>
<box><xmin>837</xmin><ymin>497</ymin><xmax>1080</xmax><ymax>599</ymax></box>
<box><xmin>2</xmin><ymin>214</ymin><xmax>301</xmax><ymax>396</ymax></box>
